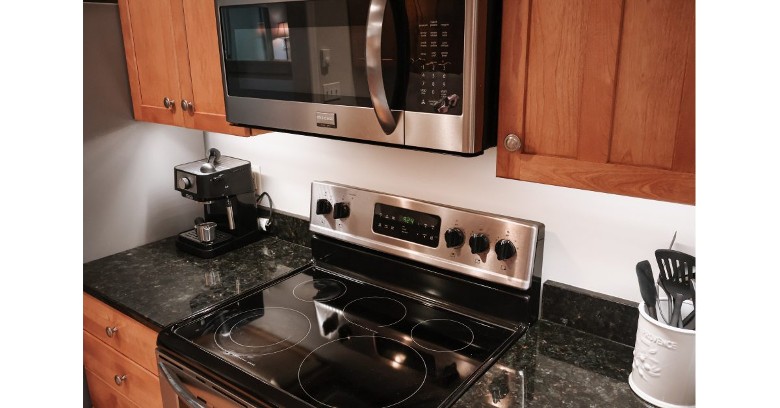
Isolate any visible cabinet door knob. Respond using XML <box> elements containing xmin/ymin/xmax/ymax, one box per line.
<box><xmin>181</xmin><ymin>99</ymin><xmax>194</xmax><ymax>112</ymax></box>
<box><xmin>105</xmin><ymin>326</ymin><xmax>118</xmax><ymax>337</ymax></box>
<box><xmin>163</xmin><ymin>97</ymin><xmax>176</xmax><ymax>110</ymax></box>
<box><xmin>504</xmin><ymin>134</ymin><xmax>522</xmax><ymax>152</ymax></box>
<box><xmin>114</xmin><ymin>374</ymin><xmax>127</xmax><ymax>385</ymax></box>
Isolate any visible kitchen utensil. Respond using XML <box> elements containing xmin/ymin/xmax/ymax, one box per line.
<box><xmin>669</xmin><ymin>293</ymin><xmax>685</xmax><ymax>328</ymax></box>
<box><xmin>635</xmin><ymin>260</ymin><xmax>658</xmax><ymax>320</ymax></box>
<box><xmin>655</xmin><ymin>249</ymin><xmax>695</xmax><ymax>285</ymax></box>
<box><xmin>682</xmin><ymin>309</ymin><xmax>695</xmax><ymax>329</ymax></box>
<box><xmin>655</xmin><ymin>249</ymin><xmax>695</xmax><ymax>327</ymax></box>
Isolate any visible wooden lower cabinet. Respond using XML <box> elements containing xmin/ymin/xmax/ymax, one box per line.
<box><xmin>85</xmin><ymin>369</ymin><xmax>140</xmax><ymax>408</ymax></box>
<box><xmin>83</xmin><ymin>293</ymin><xmax>162</xmax><ymax>408</ymax></box>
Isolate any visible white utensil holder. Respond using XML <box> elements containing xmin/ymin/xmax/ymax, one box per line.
<box><xmin>629</xmin><ymin>301</ymin><xmax>695</xmax><ymax>408</ymax></box>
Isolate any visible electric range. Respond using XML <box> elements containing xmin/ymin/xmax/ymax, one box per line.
<box><xmin>157</xmin><ymin>181</ymin><xmax>544</xmax><ymax>407</ymax></box>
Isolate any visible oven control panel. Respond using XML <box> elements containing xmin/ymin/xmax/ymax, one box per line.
<box><xmin>309</xmin><ymin>181</ymin><xmax>545</xmax><ymax>290</ymax></box>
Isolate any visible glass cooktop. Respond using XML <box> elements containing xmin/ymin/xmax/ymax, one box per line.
<box><xmin>169</xmin><ymin>266</ymin><xmax>517</xmax><ymax>407</ymax></box>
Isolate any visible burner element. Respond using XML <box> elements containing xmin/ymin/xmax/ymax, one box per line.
<box><xmin>214</xmin><ymin>307</ymin><xmax>311</xmax><ymax>356</ymax></box>
<box><xmin>297</xmin><ymin>336</ymin><xmax>427</xmax><ymax>408</ymax></box>
<box><xmin>343</xmin><ymin>296</ymin><xmax>407</xmax><ymax>329</ymax></box>
<box><xmin>293</xmin><ymin>279</ymin><xmax>347</xmax><ymax>302</ymax></box>
<box><xmin>411</xmin><ymin>319</ymin><xmax>475</xmax><ymax>352</ymax></box>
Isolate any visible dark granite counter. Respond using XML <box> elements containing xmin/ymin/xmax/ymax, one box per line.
<box><xmin>83</xmin><ymin>235</ymin><xmax>312</xmax><ymax>330</ymax></box>
<box><xmin>83</xmin><ymin>234</ymin><xmax>649</xmax><ymax>407</ymax></box>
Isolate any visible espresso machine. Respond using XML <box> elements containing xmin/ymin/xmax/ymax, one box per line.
<box><xmin>173</xmin><ymin>149</ymin><xmax>264</xmax><ymax>258</ymax></box>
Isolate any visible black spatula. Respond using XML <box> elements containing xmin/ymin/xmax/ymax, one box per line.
<box><xmin>656</xmin><ymin>249</ymin><xmax>695</xmax><ymax>327</ymax></box>
<box><xmin>635</xmin><ymin>260</ymin><xmax>658</xmax><ymax>320</ymax></box>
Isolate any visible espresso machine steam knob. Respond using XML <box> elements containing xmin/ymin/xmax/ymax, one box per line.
<box><xmin>178</xmin><ymin>177</ymin><xmax>192</xmax><ymax>190</ymax></box>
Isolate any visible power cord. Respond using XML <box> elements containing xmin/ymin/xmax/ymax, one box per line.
<box><xmin>256</xmin><ymin>192</ymin><xmax>274</xmax><ymax>230</ymax></box>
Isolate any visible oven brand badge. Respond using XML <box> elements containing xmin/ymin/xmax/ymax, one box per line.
<box><xmin>316</xmin><ymin>112</ymin><xmax>337</xmax><ymax>128</ymax></box>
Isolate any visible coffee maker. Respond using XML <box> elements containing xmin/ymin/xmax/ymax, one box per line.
<box><xmin>174</xmin><ymin>149</ymin><xmax>264</xmax><ymax>258</ymax></box>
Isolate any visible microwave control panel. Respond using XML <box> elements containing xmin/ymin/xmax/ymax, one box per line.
<box><xmin>406</xmin><ymin>0</ymin><xmax>465</xmax><ymax>115</ymax></box>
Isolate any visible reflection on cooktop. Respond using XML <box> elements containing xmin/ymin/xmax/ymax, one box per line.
<box><xmin>172</xmin><ymin>267</ymin><xmax>516</xmax><ymax>407</ymax></box>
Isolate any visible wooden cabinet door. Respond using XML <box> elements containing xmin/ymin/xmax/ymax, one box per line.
<box><xmin>118</xmin><ymin>0</ymin><xmax>184</xmax><ymax>126</ymax></box>
<box><xmin>176</xmin><ymin>0</ymin><xmax>261</xmax><ymax>136</ymax></box>
<box><xmin>496</xmin><ymin>0</ymin><xmax>695</xmax><ymax>205</ymax></box>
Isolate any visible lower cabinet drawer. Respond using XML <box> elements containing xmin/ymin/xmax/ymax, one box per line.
<box><xmin>83</xmin><ymin>330</ymin><xmax>163</xmax><ymax>408</ymax></box>
<box><xmin>83</xmin><ymin>292</ymin><xmax>159</xmax><ymax>373</ymax></box>
<box><xmin>85</xmin><ymin>368</ymin><xmax>139</xmax><ymax>408</ymax></box>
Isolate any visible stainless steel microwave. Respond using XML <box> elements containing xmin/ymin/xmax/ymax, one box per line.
<box><xmin>215</xmin><ymin>0</ymin><xmax>501</xmax><ymax>155</ymax></box>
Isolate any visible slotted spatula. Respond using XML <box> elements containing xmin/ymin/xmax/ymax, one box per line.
<box><xmin>655</xmin><ymin>249</ymin><xmax>695</xmax><ymax>327</ymax></box>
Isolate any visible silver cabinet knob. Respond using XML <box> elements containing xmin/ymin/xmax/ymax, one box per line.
<box><xmin>163</xmin><ymin>97</ymin><xmax>175</xmax><ymax>110</ymax></box>
<box><xmin>105</xmin><ymin>326</ymin><xmax>118</xmax><ymax>337</ymax></box>
<box><xmin>504</xmin><ymin>134</ymin><xmax>522</xmax><ymax>152</ymax></box>
<box><xmin>181</xmin><ymin>99</ymin><xmax>194</xmax><ymax>112</ymax></box>
<box><xmin>114</xmin><ymin>374</ymin><xmax>127</xmax><ymax>385</ymax></box>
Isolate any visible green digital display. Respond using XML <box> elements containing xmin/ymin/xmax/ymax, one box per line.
<box><xmin>400</xmin><ymin>216</ymin><xmax>416</xmax><ymax>225</ymax></box>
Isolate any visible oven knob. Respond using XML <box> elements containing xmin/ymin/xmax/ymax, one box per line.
<box><xmin>178</xmin><ymin>177</ymin><xmax>192</xmax><ymax>190</ymax></box>
<box><xmin>333</xmin><ymin>202</ymin><xmax>350</xmax><ymax>219</ymax></box>
<box><xmin>315</xmin><ymin>199</ymin><xmax>333</xmax><ymax>215</ymax></box>
<box><xmin>444</xmin><ymin>228</ymin><xmax>465</xmax><ymax>248</ymax></box>
<box><xmin>468</xmin><ymin>233</ymin><xmax>490</xmax><ymax>254</ymax></box>
<box><xmin>495</xmin><ymin>239</ymin><xmax>517</xmax><ymax>261</ymax></box>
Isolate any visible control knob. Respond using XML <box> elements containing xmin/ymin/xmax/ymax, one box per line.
<box><xmin>333</xmin><ymin>202</ymin><xmax>350</xmax><ymax>219</ymax></box>
<box><xmin>315</xmin><ymin>199</ymin><xmax>333</xmax><ymax>215</ymax></box>
<box><xmin>178</xmin><ymin>177</ymin><xmax>192</xmax><ymax>190</ymax></box>
<box><xmin>444</xmin><ymin>228</ymin><xmax>465</xmax><ymax>248</ymax></box>
<box><xmin>468</xmin><ymin>233</ymin><xmax>490</xmax><ymax>254</ymax></box>
<box><xmin>495</xmin><ymin>239</ymin><xmax>517</xmax><ymax>261</ymax></box>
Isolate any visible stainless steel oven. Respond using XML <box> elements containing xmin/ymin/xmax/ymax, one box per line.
<box><xmin>215</xmin><ymin>0</ymin><xmax>501</xmax><ymax>155</ymax></box>
<box><xmin>156</xmin><ymin>181</ymin><xmax>544</xmax><ymax>407</ymax></box>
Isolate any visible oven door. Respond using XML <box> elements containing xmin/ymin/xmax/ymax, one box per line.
<box><xmin>216</xmin><ymin>0</ymin><xmax>407</xmax><ymax>144</ymax></box>
<box><xmin>158</xmin><ymin>352</ymin><xmax>260</xmax><ymax>408</ymax></box>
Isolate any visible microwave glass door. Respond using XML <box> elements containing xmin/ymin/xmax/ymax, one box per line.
<box><xmin>219</xmin><ymin>0</ymin><xmax>405</xmax><ymax>109</ymax></box>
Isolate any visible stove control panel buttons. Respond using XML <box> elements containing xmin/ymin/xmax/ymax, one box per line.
<box><xmin>444</xmin><ymin>228</ymin><xmax>465</xmax><ymax>248</ymax></box>
<box><xmin>495</xmin><ymin>239</ymin><xmax>517</xmax><ymax>261</ymax></box>
<box><xmin>315</xmin><ymin>199</ymin><xmax>333</xmax><ymax>215</ymax></box>
<box><xmin>333</xmin><ymin>202</ymin><xmax>351</xmax><ymax>219</ymax></box>
<box><xmin>468</xmin><ymin>233</ymin><xmax>490</xmax><ymax>254</ymax></box>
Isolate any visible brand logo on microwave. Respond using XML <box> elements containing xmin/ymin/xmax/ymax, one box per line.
<box><xmin>316</xmin><ymin>112</ymin><xmax>337</xmax><ymax>128</ymax></box>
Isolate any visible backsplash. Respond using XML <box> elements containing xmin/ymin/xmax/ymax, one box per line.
<box><xmin>266</xmin><ymin>212</ymin><xmax>312</xmax><ymax>248</ymax></box>
<box><xmin>542</xmin><ymin>280</ymin><xmax>639</xmax><ymax>346</ymax></box>
<box><xmin>206</xmin><ymin>131</ymin><xmax>694</xmax><ymax>303</ymax></box>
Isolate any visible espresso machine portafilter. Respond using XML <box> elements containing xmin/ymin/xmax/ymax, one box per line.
<box><xmin>173</xmin><ymin>149</ymin><xmax>264</xmax><ymax>258</ymax></box>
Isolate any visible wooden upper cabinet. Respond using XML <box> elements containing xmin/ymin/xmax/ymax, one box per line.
<box><xmin>118</xmin><ymin>0</ymin><xmax>182</xmax><ymax>127</ymax></box>
<box><xmin>497</xmin><ymin>0</ymin><xmax>695</xmax><ymax>205</ymax></box>
<box><xmin>118</xmin><ymin>0</ymin><xmax>261</xmax><ymax>136</ymax></box>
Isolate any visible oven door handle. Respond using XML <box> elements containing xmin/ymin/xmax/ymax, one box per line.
<box><xmin>366</xmin><ymin>0</ymin><xmax>398</xmax><ymax>135</ymax></box>
<box><xmin>158</xmin><ymin>361</ymin><xmax>208</xmax><ymax>408</ymax></box>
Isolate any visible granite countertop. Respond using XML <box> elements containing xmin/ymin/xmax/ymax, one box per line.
<box><xmin>83</xmin><ymin>235</ymin><xmax>649</xmax><ymax>407</ymax></box>
<box><xmin>83</xmin><ymin>235</ymin><xmax>313</xmax><ymax>330</ymax></box>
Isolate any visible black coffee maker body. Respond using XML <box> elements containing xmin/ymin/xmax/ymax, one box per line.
<box><xmin>174</xmin><ymin>150</ymin><xmax>263</xmax><ymax>258</ymax></box>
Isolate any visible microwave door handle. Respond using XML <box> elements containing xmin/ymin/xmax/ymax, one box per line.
<box><xmin>366</xmin><ymin>0</ymin><xmax>397</xmax><ymax>135</ymax></box>
<box><xmin>158</xmin><ymin>361</ymin><xmax>207</xmax><ymax>408</ymax></box>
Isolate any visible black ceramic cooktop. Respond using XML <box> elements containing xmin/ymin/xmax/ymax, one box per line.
<box><xmin>168</xmin><ymin>266</ymin><xmax>516</xmax><ymax>407</ymax></box>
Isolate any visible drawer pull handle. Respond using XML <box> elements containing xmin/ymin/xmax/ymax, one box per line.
<box><xmin>105</xmin><ymin>326</ymin><xmax>119</xmax><ymax>337</ymax></box>
<box><xmin>114</xmin><ymin>374</ymin><xmax>127</xmax><ymax>385</ymax></box>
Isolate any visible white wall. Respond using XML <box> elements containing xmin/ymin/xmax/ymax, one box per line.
<box><xmin>83</xmin><ymin>3</ymin><xmax>204</xmax><ymax>262</ymax></box>
<box><xmin>206</xmin><ymin>131</ymin><xmax>695</xmax><ymax>302</ymax></box>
